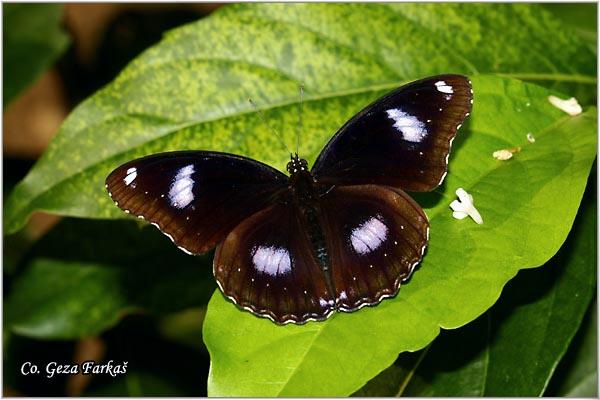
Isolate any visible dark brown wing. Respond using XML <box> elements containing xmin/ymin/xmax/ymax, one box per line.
<box><xmin>105</xmin><ymin>151</ymin><xmax>288</xmax><ymax>255</ymax></box>
<box><xmin>312</xmin><ymin>75</ymin><xmax>472</xmax><ymax>191</ymax></box>
<box><xmin>214</xmin><ymin>202</ymin><xmax>335</xmax><ymax>324</ymax></box>
<box><xmin>317</xmin><ymin>185</ymin><xmax>429</xmax><ymax>310</ymax></box>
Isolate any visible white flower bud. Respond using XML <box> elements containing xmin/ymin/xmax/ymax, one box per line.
<box><xmin>493</xmin><ymin>149</ymin><xmax>513</xmax><ymax>161</ymax></box>
<box><xmin>548</xmin><ymin>95</ymin><xmax>582</xmax><ymax>116</ymax></box>
<box><xmin>450</xmin><ymin>188</ymin><xmax>483</xmax><ymax>224</ymax></box>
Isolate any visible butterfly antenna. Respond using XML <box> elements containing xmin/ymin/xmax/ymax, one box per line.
<box><xmin>296</xmin><ymin>84</ymin><xmax>304</xmax><ymax>156</ymax></box>
<box><xmin>248</xmin><ymin>98</ymin><xmax>290</xmax><ymax>154</ymax></box>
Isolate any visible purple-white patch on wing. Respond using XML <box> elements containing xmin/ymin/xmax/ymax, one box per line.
<box><xmin>252</xmin><ymin>245</ymin><xmax>292</xmax><ymax>276</ymax></box>
<box><xmin>385</xmin><ymin>108</ymin><xmax>428</xmax><ymax>143</ymax></box>
<box><xmin>169</xmin><ymin>164</ymin><xmax>195</xmax><ymax>209</ymax></box>
<box><xmin>350</xmin><ymin>215</ymin><xmax>389</xmax><ymax>255</ymax></box>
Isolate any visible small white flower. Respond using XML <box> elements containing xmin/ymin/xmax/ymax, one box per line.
<box><xmin>526</xmin><ymin>133</ymin><xmax>536</xmax><ymax>143</ymax></box>
<box><xmin>450</xmin><ymin>188</ymin><xmax>483</xmax><ymax>225</ymax></box>
<box><xmin>493</xmin><ymin>149</ymin><xmax>513</xmax><ymax>161</ymax></box>
<box><xmin>548</xmin><ymin>95</ymin><xmax>582</xmax><ymax>116</ymax></box>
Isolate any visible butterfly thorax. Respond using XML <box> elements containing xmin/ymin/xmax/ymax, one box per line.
<box><xmin>286</xmin><ymin>154</ymin><xmax>310</xmax><ymax>177</ymax></box>
<box><xmin>287</xmin><ymin>154</ymin><xmax>318</xmax><ymax>203</ymax></box>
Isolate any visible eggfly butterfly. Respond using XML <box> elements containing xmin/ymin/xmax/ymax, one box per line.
<box><xmin>106</xmin><ymin>75</ymin><xmax>473</xmax><ymax>324</ymax></box>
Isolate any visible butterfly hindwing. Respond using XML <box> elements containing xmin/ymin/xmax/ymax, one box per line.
<box><xmin>312</xmin><ymin>74</ymin><xmax>472</xmax><ymax>191</ymax></box>
<box><xmin>317</xmin><ymin>185</ymin><xmax>429</xmax><ymax>310</ymax></box>
<box><xmin>214</xmin><ymin>202</ymin><xmax>335</xmax><ymax>324</ymax></box>
<box><xmin>105</xmin><ymin>151</ymin><xmax>288</xmax><ymax>255</ymax></box>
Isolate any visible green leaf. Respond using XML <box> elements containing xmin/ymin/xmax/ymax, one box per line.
<box><xmin>4</xmin><ymin>3</ymin><xmax>596</xmax><ymax>234</ymax></box>
<box><xmin>353</xmin><ymin>321</ymin><xmax>487</xmax><ymax>397</ymax></box>
<box><xmin>355</xmin><ymin>180</ymin><xmax>596</xmax><ymax>396</ymax></box>
<box><xmin>203</xmin><ymin>76</ymin><xmax>596</xmax><ymax>396</ymax></box>
<box><xmin>542</xmin><ymin>4</ymin><xmax>597</xmax><ymax>51</ymax></box>
<box><xmin>547</xmin><ymin>300</ymin><xmax>598</xmax><ymax>397</ymax></box>
<box><xmin>539</xmin><ymin>3</ymin><xmax>597</xmax><ymax>106</ymax></box>
<box><xmin>4</xmin><ymin>219</ymin><xmax>216</xmax><ymax>339</ymax></box>
<box><xmin>481</xmin><ymin>198</ymin><xmax>596</xmax><ymax>396</ymax></box>
<box><xmin>3</xmin><ymin>4</ymin><xmax>69</xmax><ymax>105</ymax></box>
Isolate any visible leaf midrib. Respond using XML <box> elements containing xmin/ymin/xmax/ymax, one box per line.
<box><xmin>275</xmin><ymin>324</ymin><xmax>327</xmax><ymax>396</ymax></box>
<box><xmin>395</xmin><ymin>343</ymin><xmax>432</xmax><ymax>396</ymax></box>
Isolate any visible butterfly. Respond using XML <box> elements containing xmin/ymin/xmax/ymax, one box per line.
<box><xmin>105</xmin><ymin>75</ymin><xmax>473</xmax><ymax>324</ymax></box>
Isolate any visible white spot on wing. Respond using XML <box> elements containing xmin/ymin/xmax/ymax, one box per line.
<box><xmin>169</xmin><ymin>164</ymin><xmax>195</xmax><ymax>209</ymax></box>
<box><xmin>435</xmin><ymin>80</ymin><xmax>454</xmax><ymax>94</ymax></box>
<box><xmin>252</xmin><ymin>245</ymin><xmax>291</xmax><ymax>276</ymax></box>
<box><xmin>124</xmin><ymin>167</ymin><xmax>137</xmax><ymax>186</ymax></box>
<box><xmin>318</xmin><ymin>298</ymin><xmax>334</xmax><ymax>307</ymax></box>
<box><xmin>350</xmin><ymin>215</ymin><xmax>389</xmax><ymax>255</ymax></box>
<box><xmin>385</xmin><ymin>108</ymin><xmax>428</xmax><ymax>143</ymax></box>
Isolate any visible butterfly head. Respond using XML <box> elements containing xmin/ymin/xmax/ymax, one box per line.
<box><xmin>286</xmin><ymin>153</ymin><xmax>309</xmax><ymax>175</ymax></box>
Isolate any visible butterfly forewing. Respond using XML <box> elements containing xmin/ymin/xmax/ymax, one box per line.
<box><xmin>105</xmin><ymin>151</ymin><xmax>288</xmax><ymax>255</ymax></box>
<box><xmin>312</xmin><ymin>74</ymin><xmax>472</xmax><ymax>191</ymax></box>
<box><xmin>214</xmin><ymin>202</ymin><xmax>335</xmax><ymax>324</ymax></box>
<box><xmin>317</xmin><ymin>185</ymin><xmax>429</xmax><ymax>310</ymax></box>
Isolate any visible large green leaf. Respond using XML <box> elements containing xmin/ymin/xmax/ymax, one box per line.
<box><xmin>480</xmin><ymin>196</ymin><xmax>596</xmax><ymax>396</ymax></box>
<box><xmin>3</xmin><ymin>4</ymin><xmax>69</xmax><ymax>105</ymax></box>
<box><xmin>4</xmin><ymin>219</ymin><xmax>216</xmax><ymax>339</ymax></box>
<box><xmin>203</xmin><ymin>76</ymin><xmax>596</xmax><ymax>396</ymax></box>
<box><xmin>548</xmin><ymin>300</ymin><xmax>598</xmax><ymax>397</ymax></box>
<box><xmin>354</xmin><ymin>181</ymin><xmax>597</xmax><ymax>396</ymax></box>
<box><xmin>543</xmin><ymin>3</ymin><xmax>597</xmax><ymax>51</ymax></box>
<box><xmin>4</xmin><ymin>3</ymin><xmax>595</xmax><ymax>234</ymax></box>
<box><xmin>539</xmin><ymin>3</ymin><xmax>597</xmax><ymax>105</ymax></box>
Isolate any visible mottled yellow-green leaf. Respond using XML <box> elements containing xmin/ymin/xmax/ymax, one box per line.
<box><xmin>4</xmin><ymin>3</ymin><xmax>595</xmax><ymax>233</ymax></box>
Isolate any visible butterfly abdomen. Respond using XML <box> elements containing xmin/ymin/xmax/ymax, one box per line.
<box><xmin>301</xmin><ymin>204</ymin><xmax>335</xmax><ymax>294</ymax></box>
